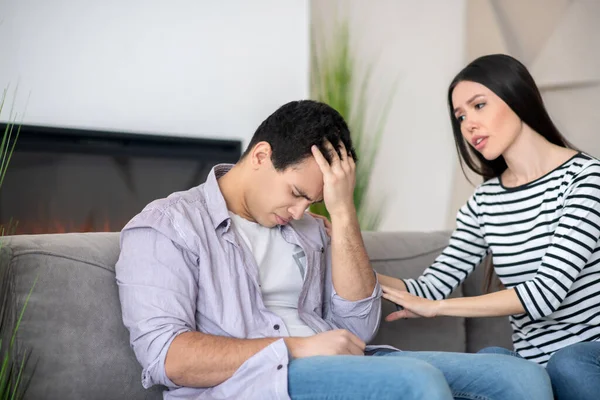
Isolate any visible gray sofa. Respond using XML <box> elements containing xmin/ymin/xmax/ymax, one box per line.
<box><xmin>2</xmin><ymin>231</ymin><xmax>513</xmax><ymax>399</ymax></box>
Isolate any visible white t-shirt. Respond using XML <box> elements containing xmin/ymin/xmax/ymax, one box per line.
<box><xmin>229</xmin><ymin>212</ymin><xmax>316</xmax><ymax>337</ymax></box>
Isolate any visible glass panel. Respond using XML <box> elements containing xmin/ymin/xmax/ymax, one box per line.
<box><xmin>0</xmin><ymin>151</ymin><xmax>213</xmax><ymax>234</ymax></box>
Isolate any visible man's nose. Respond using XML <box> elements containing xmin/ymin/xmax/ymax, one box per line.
<box><xmin>289</xmin><ymin>203</ymin><xmax>309</xmax><ymax>220</ymax></box>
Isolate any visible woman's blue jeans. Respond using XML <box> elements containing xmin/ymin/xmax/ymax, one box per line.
<box><xmin>479</xmin><ymin>342</ymin><xmax>600</xmax><ymax>400</ymax></box>
<box><xmin>287</xmin><ymin>349</ymin><xmax>552</xmax><ymax>399</ymax></box>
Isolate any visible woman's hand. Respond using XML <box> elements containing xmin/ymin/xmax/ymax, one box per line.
<box><xmin>306</xmin><ymin>211</ymin><xmax>332</xmax><ymax>237</ymax></box>
<box><xmin>381</xmin><ymin>284</ymin><xmax>442</xmax><ymax>321</ymax></box>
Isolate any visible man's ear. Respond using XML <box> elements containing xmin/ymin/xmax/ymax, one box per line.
<box><xmin>249</xmin><ymin>141</ymin><xmax>272</xmax><ymax>169</ymax></box>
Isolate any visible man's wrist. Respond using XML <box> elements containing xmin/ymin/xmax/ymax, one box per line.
<box><xmin>328</xmin><ymin>205</ymin><xmax>357</xmax><ymax>223</ymax></box>
<box><xmin>283</xmin><ymin>337</ymin><xmax>305</xmax><ymax>359</ymax></box>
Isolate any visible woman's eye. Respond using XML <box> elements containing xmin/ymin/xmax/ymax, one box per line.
<box><xmin>456</xmin><ymin>115</ymin><xmax>465</xmax><ymax>123</ymax></box>
<box><xmin>475</xmin><ymin>102</ymin><xmax>486</xmax><ymax>110</ymax></box>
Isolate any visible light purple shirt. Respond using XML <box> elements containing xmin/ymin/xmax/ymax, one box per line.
<box><xmin>115</xmin><ymin>164</ymin><xmax>383</xmax><ymax>400</ymax></box>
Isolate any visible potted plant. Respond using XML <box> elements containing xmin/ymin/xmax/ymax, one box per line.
<box><xmin>310</xmin><ymin>21</ymin><xmax>395</xmax><ymax>230</ymax></box>
<box><xmin>0</xmin><ymin>85</ymin><xmax>35</xmax><ymax>400</ymax></box>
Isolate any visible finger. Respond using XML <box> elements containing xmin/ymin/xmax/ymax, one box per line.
<box><xmin>382</xmin><ymin>285</ymin><xmax>409</xmax><ymax>299</ymax></box>
<box><xmin>311</xmin><ymin>145</ymin><xmax>331</xmax><ymax>173</ymax></box>
<box><xmin>338</xmin><ymin>140</ymin><xmax>347</xmax><ymax>162</ymax></box>
<box><xmin>337</xmin><ymin>141</ymin><xmax>354</xmax><ymax>174</ymax></box>
<box><xmin>385</xmin><ymin>309</ymin><xmax>421</xmax><ymax>321</ymax></box>
<box><xmin>381</xmin><ymin>285</ymin><xmax>405</xmax><ymax>298</ymax></box>
<box><xmin>338</xmin><ymin>141</ymin><xmax>354</xmax><ymax>167</ymax></box>
<box><xmin>308</xmin><ymin>213</ymin><xmax>332</xmax><ymax>236</ymax></box>
<box><xmin>382</xmin><ymin>293</ymin><xmax>403</xmax><ymax>305</ymax></box>
<box><xmin>346</xmin><ymin>340</ymin><xmax>366</xmax><ymax>356</ymax></box>
<box><xmin>348</xmin><ymin>153</ymin><xmax>356</xmax><ymax>170</ymax></box>
<box><xmin>385</xmin><ymin>311</ymin><xmax>406</xmax><ymax>322</ymax></box>
<box><xmin>342</xmin><ymin>334</ymin><xmax>366</xmax><ymax>355</ymax></box>
<box><xmin>306</xmin><ymin>211</ymin><xmax>327</xmax><ymax>223</ymax></box>
<box><xmin>403</xmin><ymin>310</ymin><xmax>422</xmax><ymax>318</ymax></box>
<box><xmin>322</xmin><ymin>139</ymin><xmax>340</xmax><ymax>164</ymax></box>
<box><xmin>345</xmin><ymin>331</ymin><xmax>366</xmax><ymax>351</ymax></box>
<box><xmin>323</xmin><ymin>218</ymin><xmax>332</xmax><ymax>232</ymax></box>
<box><xmin>337</xmin><ymin>329</ymin><xmax>366</xmax><ymax>353</ymax></box>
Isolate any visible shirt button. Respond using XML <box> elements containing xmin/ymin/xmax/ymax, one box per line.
<box><xmin>320</xmin><ymin>247</ymin><xmax>324</xmax><ymax>253</ymax></box>
<box><xmin>277</xmin><ymin>364</ymin><xmax>283</xmax><ymax>370</ymax></box>
<box><xmin>273</xmin><ymin>324</ymin><xmax>280</xmax><ymax>330</ymax></box>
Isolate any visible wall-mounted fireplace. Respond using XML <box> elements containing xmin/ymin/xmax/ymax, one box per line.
<box><xmin>0</xmin><ymin>124</ymin><xmax>241</xmax><ymax>234</ymax></box>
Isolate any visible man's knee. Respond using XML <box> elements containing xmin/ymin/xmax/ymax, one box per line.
<box><xmin>289</xmin><ymin>356</ymin><xmax>453</xmax><ymax>399</ymax></box>
<box><xmin>382</xmin><ymin>358</ymin><xmax>445</xmax><ymax>385</ymax></box>
<box><xmin>380</xmin><ymin>358</ymin><xmax>451</xmax><ymax>399</ymax></box>
<box><xmin>477</xmin><ymin>346</ymin><xmax>515</xmax><ymax>356</ymax></box>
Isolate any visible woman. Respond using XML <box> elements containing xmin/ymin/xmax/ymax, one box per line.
<box><xmin>378</xmin><ymin>54</ymin><xmax>600</xmax><ymax>400</ymax></box>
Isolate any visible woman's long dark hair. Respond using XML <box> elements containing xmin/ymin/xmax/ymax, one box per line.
<box><xmin>448</xmin><ymin>54</ymin><xmax>574</xmax><ymax>181</ymax></box>
<box><xmin>447</xmin><ymin>54</ymin><xmax>576</xmax><ymax>292</ymax></box>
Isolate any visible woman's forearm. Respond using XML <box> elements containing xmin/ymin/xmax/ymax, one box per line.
<box><xmin>438</xmin><ymin>288</ymin><xmax>525</xmax><ymax>317</ymax></box>
<box><xmin>376</xmin><ymin>273</ymin><xmax>407</xmax><ymax>291</ymax></box>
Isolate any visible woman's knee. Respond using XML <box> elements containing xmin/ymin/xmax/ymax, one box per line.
<box><xmin>546</xmin><ymin>342</ymin><xmax>600</xmax><ymax>400</ymax></box>
<box><xmin>485</xmin><ymin>355</ymin><xmax>552</xmax><ymax>398</ymax></box>
<box><xmin>547</xmin><ymin>342</ymin><xmax>598</xmax><ymax>381</ymax></box>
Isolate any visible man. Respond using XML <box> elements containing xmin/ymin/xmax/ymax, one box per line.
<box><xmin>116</xmin><ymin>100</ymin><xmax>552</xmax><ymax>399</ymax></box>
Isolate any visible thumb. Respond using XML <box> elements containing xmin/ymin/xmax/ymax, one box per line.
<box><xmin>385</xmin><ymin>311</ymin><xmax>407</xmax><ymax>322</ymax></box>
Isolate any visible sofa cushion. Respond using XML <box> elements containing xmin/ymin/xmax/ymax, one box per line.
<box><xmin>6</xmin><ymin>233</ymin><xmax>162</xmax><ymax>400</ymax></box>
<box><xmin>363</xmin><ymin>231</ymin><xmax>467</xmax><ymax>353</ymax></box>
<box><xmin>3</xmin><ymin>230</ymin><xmax>503</xmax><ymax>399</ymax></box>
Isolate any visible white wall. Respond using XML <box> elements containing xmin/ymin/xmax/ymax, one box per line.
<box><xmin>0</xmin><ymin>0</ymin><xmax>309</xmax><ymax>147</ymax></box>
<box><xmin>312</xmin><ymin>0</ymin><xmax>466</xmax><ymax>232</ymax></box>
<box><xmin>447</xmin><ymin>0</ymin><xmax>600</xmax><ymax>227</ymax></box>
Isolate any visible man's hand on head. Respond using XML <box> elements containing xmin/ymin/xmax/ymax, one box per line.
<box><xmin>311</xmin><ymin>140</ymin><xmax>356</xmax><ymax>220</ymax></box>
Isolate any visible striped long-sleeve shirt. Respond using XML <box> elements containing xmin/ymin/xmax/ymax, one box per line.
<box><xmin>404</xmin><ymin>153</ymin><xmax>600</xmax><ymax>365</ymax></box>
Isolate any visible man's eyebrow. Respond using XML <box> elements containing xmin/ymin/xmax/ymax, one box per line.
<box><xmin>294</xmin><ymin>185</ymin><xmax>320</xmax><ymax>203</ymax></box>
<box><xmin>293</xmin><ymin>186</ymin><xmax>313</xmax><ymax>201</ymax></box>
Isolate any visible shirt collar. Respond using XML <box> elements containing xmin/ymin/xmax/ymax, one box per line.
<box><xmin>203</xmin><ymin>163</ymin><xmax>235</xmax><ymax>230</ymax></box>
<box><xmin>203</xmin><ymin>163</ymin><xmax>324</xmax><ymax>252</ymax></box>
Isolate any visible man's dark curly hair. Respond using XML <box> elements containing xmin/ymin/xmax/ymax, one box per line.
<box><xmin>242</xmin><ymin>100</ymin><xmax>357</xmax><ymax>170</ymax></box>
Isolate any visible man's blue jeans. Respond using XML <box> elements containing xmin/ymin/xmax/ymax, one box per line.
<box><xmin>288</xmin><ymin>349</ymin><xmax>552</xmax><ymax>399</ymax></box>
<box><xmin>480</xmin><ymin>342</ymin><xmax>600</xmax><ymax>400</ymax></box>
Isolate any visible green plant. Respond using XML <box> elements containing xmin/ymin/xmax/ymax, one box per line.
<box><xmin>0</xmin><ymin>85</ymin><xmax>33</xmax><ymax>400</ymax></box>
<box><xmin>310</xmin><ymin>21</ymin><xmax>395</xmax><ymax>230</ymax></box>
<box><xmin>0</xmin><ymin>88</ymin><xmax>21</xmax><ymax>188</ymax></box>
<box><xmin>0</xmin><ymin>273</ymin><xmax>36</xmax><ymax>400</ymax></box>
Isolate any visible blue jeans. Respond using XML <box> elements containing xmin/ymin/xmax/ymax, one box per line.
<box><xmin>288</xmin><ymin>349</ymin><xmax>552</xmax><ymax>399</ymax></box>
<box><xmin>480</xmin><ymin>343</ymin><xmax>600</xmax><ymax>400</ymax></box>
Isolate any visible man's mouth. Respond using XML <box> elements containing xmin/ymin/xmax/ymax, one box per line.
<box><xmin>275</xmin><ymin>215</ymin><xmax>290</xmax><ymax>225</ymax></box>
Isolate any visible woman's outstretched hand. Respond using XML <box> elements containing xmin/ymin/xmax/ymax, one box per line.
<box><xmin>306</xmin><ymin>211</ymin><xmax>332</xmax><ymax>237</ymax></box>
<box><xmin>381</xmin><ymin>284</ymin><xmax>442</xmax><ymax>321</ymax></box>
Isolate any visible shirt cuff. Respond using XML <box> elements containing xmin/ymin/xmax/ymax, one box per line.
<box><xmin>514</xmin><ymin>283</ymin><xmax>539</xmax><ymax>320</ymax></box>
<box><xmin>141</xmin><ymin>328</ymin><xmax>190</xmax><ymax>389</ymax></box>
<box><xmin>330</xmin><ymin>274</ymin><xmax>382</xmax><ymax>317</ymax></box>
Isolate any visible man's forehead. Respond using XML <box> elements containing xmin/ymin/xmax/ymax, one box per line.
<box><xmin>287</xmin><ymin>157</ymin><xmax>321</xmax><ymax>174</ymax></box>
<box><xmin>284</xmin><ymin>161</ymin><xmax>323</xmax><ymax>196</ymax></box>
